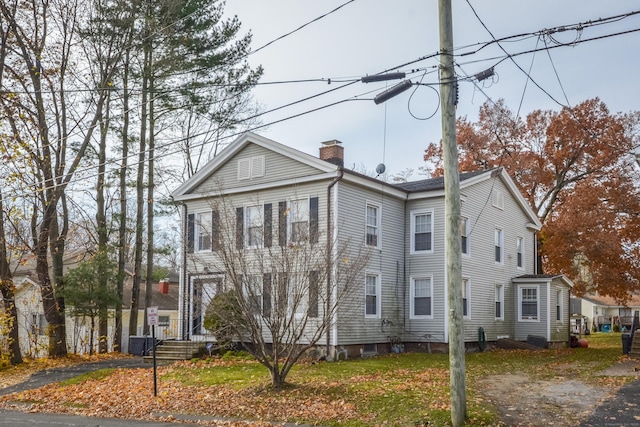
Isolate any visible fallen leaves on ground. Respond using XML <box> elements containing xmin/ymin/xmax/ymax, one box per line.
<box><xmin>0</xmin><ymin>359</ymin><xmax>458</xmax><ymax>426</ymax></box>
<box><xmin>0</xmin><ymin>365</ymin><xmax>362</xmax><ymax>425</ymax></box>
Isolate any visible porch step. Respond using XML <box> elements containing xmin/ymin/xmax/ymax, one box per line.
<box><xmin>630</xmin><ymin>330</ymin><xmax>640</xmax><ymax>359</ymax></box>
<box><xmin>143</xmin><ymin>340</ymin><xmax>206</xmax><ymax>364</ymax></box>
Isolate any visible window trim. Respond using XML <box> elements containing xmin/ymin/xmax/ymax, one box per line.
<box><xmin>494</xmin><ymin>228</ymin><xmax>504</xmax><ymax>264</ymax></box>
<box><xmin>518</xmin><ymin>284</ymin><xmax>540</xmax><ymax>322</ymax></box>
<box><xmin>365</xmin><ymin>202</ymin><xmax>381</xmax><ymax>248</ymax></box>
<box><xmin>364</xmin><ymin>272</ymin><xmax>381</xmax><ymax>319</ymax></box>
<box><xmin>495</xmin><ymin>284</ymin><xmax>504</xmax><ymax>320</ymax></box>
<box><xmin>410</xmin><ymin>276</ymin><xmax>433</xmax><ymax>319</ymax></box>
<box><xmin>516</xmin><ymin>236</ymin><xmax>524</xmax><ymax>269</ymax></box>
<box><xmin>410</xmin><ymin>209</ymin><xmax>434</xmax><ymax>255</ymax></box>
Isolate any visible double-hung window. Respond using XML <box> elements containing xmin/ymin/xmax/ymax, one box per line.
<box><xmin>365</xmin><ymin>273</ymin><xmax>381</xmax><ymax>318</ymax></box>
<box><xmin>246</xmin><ymin>206</ymin><xmax>263</xmax><ymax>248</ymax></box>
<box><xmin>462</xmin><ymin>278</ymin><xmax>470</xmax><ymax>318</ymax></box>
<box><xmin>366</xmin><ymin>203</ymin><xmax>380</xmax><ymax>247</ymax></box>
<box><xmin>516</xmin><ymin>236</ymin><xmax>524</xmax><ymax>269</ymax></box>
<box><xmin>556</xmin><ymin>288</ymin><xmax>563</xmax><ymax>322</ymax></box>
<box><xmin>196</xmin><ymin>212</ymin><xmax>212</xmax><ymax>251</ymax></box>
<box><xmin>290</xmin><ymin>199</ymin><xmax>309</xmax><ymax>243</ymax></box>
<box><xmin>494</xmin><ymin>228</ymin><xmax>503</xmax><ymax>263</ymax></box>
<box><xmin>411</xmin><ymin>277</ymin><xmax>432</xmax><ymax>318</ymax></box>
<box><xmin>519</xmin><ymin>285</ymin><xmax>539</xmax><ymax>321</ymax></box>
<box><xmin>411</xmin><ymin>211</ymin><xmax>433</xmax><ymax>253</ymax></box>
<box><xmin>495</xmin><ymin>284</ymin><xmax>504</xmax><ymax>320</ymax></box>
<box><xmin>461</xmin><ymin>217</ymin><xmax>469</xmax><ymax>255</ymax></box>
<box><xmin>246</xmin><ymin>275</ymin><xmax>264</xmax><ymax>315</ymax></box>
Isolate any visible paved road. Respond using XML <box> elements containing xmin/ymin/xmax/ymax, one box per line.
<box><xmin>0</xmin><ymin>409</ymin><xmax>191</xmax><ymax>426</ymax></box>
<box><xmin>0</xmin><ymin>357</ymin><xmax>150</xmax><ymax>397</ymax></box>
<box><xmin>579</xmin><ymin>378</ymin><xmax>640</xmax><ymax>427</ymax></box>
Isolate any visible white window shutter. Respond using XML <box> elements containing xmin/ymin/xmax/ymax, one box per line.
<box><xmin>238</xmin><ymin>158</ymin><xmax>251</xmax><ymax>180</ymax></box>
<box><xmin>251</xmin><ymin>156</ymin><xmax>265</xmax><ymax>178</ymax></box>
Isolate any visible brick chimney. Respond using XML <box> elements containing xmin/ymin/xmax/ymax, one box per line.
<box><xmin>319</xmin><ymin>140</ymin><xmax>344</xmax><ymax>167</ymax></box>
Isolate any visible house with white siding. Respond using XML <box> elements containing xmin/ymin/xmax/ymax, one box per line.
<box><xmin>171</xmin><ymin>132</ymin><xmax>573</xmax><ymax>357</ymax></box>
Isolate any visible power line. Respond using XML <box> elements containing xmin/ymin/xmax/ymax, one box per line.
<box><xmin>247</xmin><ymin>0</ymin><xmax>357</xmax><ymax>57</ymax></box>
<box><xmin>3</xmin><ymin>7</ymin><xmax>640</xmax><ymax>197</ymax></box>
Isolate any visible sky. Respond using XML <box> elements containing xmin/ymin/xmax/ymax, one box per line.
<box><xmin>222</xmin><ymin>1</ymin><xmax>640</xmax><ymax>180</ymax></box>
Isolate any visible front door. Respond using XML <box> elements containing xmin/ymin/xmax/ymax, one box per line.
<box><xmin>190</xmin><ymin>276</ymin><xmax>222</xmax><ymax>338</ymax></box>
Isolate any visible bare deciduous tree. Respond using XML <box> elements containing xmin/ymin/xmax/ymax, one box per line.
<box><xmin>197</xmin><ymin>196</ymin><xmax>370</xmax><ymax>388</ymax></box>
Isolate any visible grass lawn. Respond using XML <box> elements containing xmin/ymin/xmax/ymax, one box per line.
<box><xmin>0</xmin><ymin>333</ymin><xmax>631</xmax><ymax>426</ymax></box>
<box><xmin>159</xmin><ymin>333</ymin><xmax>628</xmax><ymax>426</ymax></box>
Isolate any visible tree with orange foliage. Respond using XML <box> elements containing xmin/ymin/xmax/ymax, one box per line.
<box><xmin>424</xmin><ymin>98</ymin><xmax>640</xmax><ymax>300</ymax></box>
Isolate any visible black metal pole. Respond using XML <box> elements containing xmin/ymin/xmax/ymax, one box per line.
<box><xmin>152</xmin><ymin>324</ymin><xmax>157</xmax><ymax>397</ymax></box>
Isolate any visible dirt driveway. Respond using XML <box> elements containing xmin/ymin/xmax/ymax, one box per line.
<box><xmin>479</xmin><ymin>360</ymin><xmax>640</xmax><ymax>426</ymax></box>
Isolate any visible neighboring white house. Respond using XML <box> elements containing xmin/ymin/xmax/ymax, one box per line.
<box><xmin>172</xmin><ymin>132</ymin><xmax>573</xmax><ymax>357</ymax></box>
<box><xmin>7</xmin><ymin>254</ymin><xmax>180</xmax><ymax>357</ymax></box>
<box><xmin>576</xmin><ymin>294</ymin><xmax>640</xmax><ymax>332</ymax></box>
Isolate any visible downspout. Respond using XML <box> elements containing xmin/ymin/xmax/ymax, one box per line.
<box><xmin>326</xmin><ymin>168</ymin><xmax>344</xmax><ymax>357</ymax></box>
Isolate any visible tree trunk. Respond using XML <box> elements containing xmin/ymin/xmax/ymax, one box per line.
<box><xmin>89</xmin><ymin>315</ymin><xmax>95</xmax><ymax>356</ymax></box>
<box><xmin>115</xmin><ymin>52</ymin><xmax>131</xmax><ymax>353</ymax></box>
<box><xmin>0</xmin><ymin>191</ymin><xmax>22</xmax><ymax>364</ymax></box>
<box><xmin>97</xmin><ymin>90</ymin><xmax>110</xmax><ymax>354</ymax></box>
<box><xmin>129</xmin><ymin>19</ymin><xmax>150</xmax><ymax>338</ymax></box>
<box><xmin>35</xmin><ymin>202</ymin><xmax>67</xmax><ymax>358</ymax></box>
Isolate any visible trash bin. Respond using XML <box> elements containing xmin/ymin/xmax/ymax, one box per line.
<box><xmin>129</xmin><ymin>336</ymin><xmax>157</xmax><ymax>356</ymax></box>
<box><xmin>622</xmin><ymin>333</ymin><xmax>632</xmax><ymax>355</ymax></box>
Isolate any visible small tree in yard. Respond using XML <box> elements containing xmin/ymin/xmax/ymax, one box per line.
<box><xmin>200</xmin><ymin>197</ymin><xmax>370</xmax><ymax>388</ymax></box>
<box><xmin>63</xmin><ymin>252</ymin><xmax>121</xmax><ymax>355</ymax></box>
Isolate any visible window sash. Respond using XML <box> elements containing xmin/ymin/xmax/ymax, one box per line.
<box><xmin>365</xmin><ymin>274</ymin><xmax>379</xmax><ymax>316</ymax></box>
<box><xmin>495</xmin><ymin>285</ymin><xmax>503</xmax><ymax>319</ymax></box>
<box><xmin>556</xmin><ymin>289</ymin><xmax>562</xmax><ymax>321</ymax></box>
<box><xmin>521</xmin><ymin>288</ymin><xmax>538</xmax><ymax>320</ymax></box>
<box><xmin>495</xmin><ymin>229</ymin><xmax>503</xmax><ymax>262</ymax></box>
<box><xmin>366</xmin><ymin>205</ymin><xmax>379</xmax><ymax>247</ymax></box>
<box><xmin>246</xmin><ymin>275</ymin><xmax>263</xmax><ymax>314</ymax></box>
<box><xmin>196</xmin><ymin>213</ymin><xmax>212</xmax><ymax>251</ymax></box>
<box><xmin>460</xmin><ymin>217</ymin><xmax>468</xmax><ymax>254</ymax></box>
<box><xmin>462</xmin><ymin>279</ymin><xmax>469</xmax><ymax>317</ymax></box>
<box><xmin>412</xmin><ymin>212</ymin><xmax>433</xmax><ymax>252</ymax></box>
<box><xmin>517</xmin><ymin>237</ymin><xmax>524</xmax><ymax>268</ymax></box>
<box><xmin>246</xmin><ymin>206</ymin><xmax>263</xmax><ymax>247</ymax></box>
<box><xmin>290</xmin><ymin>200</ymin><xmax>309</xmax><ymax>242</ymax></box>
<box><xmin>413</xmin><ymin>278</ymin><xmax>432</xmax><ymax>316</ymax></box>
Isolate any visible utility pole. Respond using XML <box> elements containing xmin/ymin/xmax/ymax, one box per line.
<box><xmin>363</xmin><ymin>3</ymin><xmax>466</xmax><ymax>423</ymax></box>
<box><xmin>438</xmin><ymin>0</ymin><xmax>466</xmax><ymax>426</ymax></box>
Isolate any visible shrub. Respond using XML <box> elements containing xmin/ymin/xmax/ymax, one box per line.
<box><xmin>203</xmin><ymin>290</ymin><xmax>243</xmax><ymax>350</ymax></box>
<box><xmin>612</xmin><ymin>324</ymin><xmax>621</xmax><ymax>333</ymax></box>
